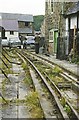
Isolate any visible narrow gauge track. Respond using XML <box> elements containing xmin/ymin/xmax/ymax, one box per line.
<box><xmin>17</xmin><ymin>49</ymin><xmax>79</xmax><ymax>120</ymax></box>
<box><xmin>23</xmin><ymin>51</ymin><xmax>79</xmax><ymax>93</ymax></box>
<box><xmin>20</xmin><ymin>50</ymin><xmax>78</xmax><ymax>90</ymax></box>
<box><xmin>0</xmin><ymin>48</ymin><xmax>21</xmax><ymax>82</ymax></box>
<box><xmin>27</xmin><ymin>51</ymin><xmax>79</xmax><ymax>84</ymax></box>
<box><xmin>0</xmin><ymin>48</ymin><xmax>38</xmax><ymax>119</ymax></box>
<box><xmin>16</xmin><ymin>49</ymin><xmax>78</xmax><ymax>120</ymax></box>
<box><xmin>0</xmin><ymin>48</ymin><xmax>67</xmax><ymax>119</ymax></box>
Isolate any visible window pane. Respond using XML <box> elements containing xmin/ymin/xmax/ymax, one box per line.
<box><xmin>10</xmin><ymin>31</ymin><xmax>14</xmax><ymax>35</ymax></box>
<box><xmin>51</xmin><ymin>1</ymin><xmax>53</xmax><ymax>12</ymax></box>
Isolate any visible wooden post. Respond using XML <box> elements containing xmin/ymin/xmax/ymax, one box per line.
<box><xmin>73</xmin><ymin>25</ymin><xmax>76</xmax><ymax>57</ymax></box>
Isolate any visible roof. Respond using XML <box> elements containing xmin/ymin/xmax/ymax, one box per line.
<box><xmin>0</xmin><ymin>20</ymin><xmax>18</xmax><ymax>31</ymax></box>
<box><xmin>66</xmin><ymin>2</ymin><xmax>79</xmax><ymax>15</ymax></box>
<box><xmin>0</xmin><ymin>13</ymin><xmax>33</xmax><ymax>22</ymax></box>
<box><xmin>19</xmin><ymin>28</ymin><xmax>32</xmax><ymax>34</ymax></box>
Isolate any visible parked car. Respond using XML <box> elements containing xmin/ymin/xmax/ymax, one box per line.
<box><xmin>9</xmin><ymin>37</ymin><xmax>21</xmax><ymax>48</ymax></box>
<box><xmin>23</xmin><ymin>36</ymin><xmax>35</xmax><ymax>49</ymax></box>
<box><xmin>1</xmin><ymin>39</ymin><xmax>9</xmax><ymax>47</ymax></box>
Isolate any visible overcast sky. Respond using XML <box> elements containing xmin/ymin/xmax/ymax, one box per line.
<box><xmin>0</xmin><ymin>0</ymin><xmax>45</xmax><ymax>15</ymax></box>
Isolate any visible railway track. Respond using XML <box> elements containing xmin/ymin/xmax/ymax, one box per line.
<box><xmin>0</xmin><ymin>48</ymin><xmax>79</xmax><ymax>119</ymax></box>
<box><xmin>24</xmin><ymin>50</ymin><xmax>79</xmax><ymax>90</ymax></box>
<box><xmin>17</xmin><ymin>50</ymin><xmax>69</xmax><ymax>120</ymax></box>
<box><xmin>16</xmin><ymin>49</ymin><xmax>78</xmax><ymax>120</ymax></box>
<box><xmin>17</xmin><ymin>49</ymin><xmax>79</xmax><ymax>120</ymax></box>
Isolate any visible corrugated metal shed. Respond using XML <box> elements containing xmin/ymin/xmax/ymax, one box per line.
<box><xmin>0</xmin><ymin>19</ymin><xmax>18</xmax><ymax>31</ymax></box>
<box><xmin>0</xmin><ymin>13</ymin><xmax>33</xmax><ymax>22</ymax></box>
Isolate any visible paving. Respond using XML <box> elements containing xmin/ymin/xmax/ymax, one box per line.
<box><xmin>0</xmin><ymin>57</ymin><xmax>31</xmax><ymax>119</ymax></box>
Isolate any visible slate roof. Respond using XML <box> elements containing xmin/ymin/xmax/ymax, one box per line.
<box><xmin>66</xmin><ymin>1</ymin><xmax>79</xmax><ymax>15</ymax></box>
<box><xmin>0</xmin><ymin>13</ymin><xmax>33</xmax><ymax>22</ymax></box>
<box><xmin>19</xmin><ymin>28</ymin><xmax>32</xmax><ymax>34</ymax></box>
<box><xmin>0</xmin><ymin>20</ymin><xmax>18</xmax><ymax>31</ymax></box>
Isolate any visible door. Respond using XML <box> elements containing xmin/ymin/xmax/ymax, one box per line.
<box><xmin>54</xmin><ymin>31</ymin><xmax>58</xmax><ymax>53</ymax></box>
<box><xmin>2</xmin><ymin>27</ymin><xmax>5</xmax><ymax>39</ymax></box>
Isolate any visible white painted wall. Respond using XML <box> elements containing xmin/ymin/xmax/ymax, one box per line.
<box><xmin>65</xmin><ymin>18</ymin><xmax>69</xmax><ymax>55</ymax></box>
<box><xmin>5</xmin><ymin>31</ymin><xmax>18</xmax><ymax>39</ymax></box>
<box><xmin>0</xmin><ymin>32</ymin><xmax>1</xmax><ymax>37</ymax></box>
<box><xmin>70</xmin><ymin>16</ymin><xmax>77</xmax><ymax>29</ymax></box>
<box><xmin>0</xmin><ymin>15</ymin><xmax>2</xmax><ymax>19</ymax></box>
<box><xmin>78</xmin><ymin>15</ymin><xmax>79</xmax><ymax>28</ymax></box>
<box><xmin>66</xmin><ymin>16</ymin><xmax>77</xmax><ymax>31</ymax></box>
<box><xmin>65</xmin><ymin>15</ymin><xmax>77</xmax><ymax>55</ymax></box>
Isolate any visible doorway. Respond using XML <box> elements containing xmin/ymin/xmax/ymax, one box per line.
<box><xmin>0</xmin><ymin>26</ymin><xmax>5</xmax><ymax>39</ymax></box>
<box><xmin>54</xmin><ymin>31</ymin><xmax>58</xmax><ymax>53</ymax></box>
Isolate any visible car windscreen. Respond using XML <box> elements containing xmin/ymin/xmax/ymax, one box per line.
<box><xmin>1</xmin><ymin>40</ymin><xmax>9</xmax><ymax>43</ymax></box>
<box><xmin>26</xmin><ymin>39</ymin><xmax>35</xmax><ymax>44</ymax></box>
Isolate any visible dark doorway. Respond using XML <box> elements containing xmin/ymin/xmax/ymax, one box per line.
<box><xmin>69</xmin><ymin>29</ymin><xmax>74</xmax><ymax>53</ymax></box>
<box><xmin>0</xmin><ymin>26</ymin><xmax>5</xmax><ymax>39</ymax></box>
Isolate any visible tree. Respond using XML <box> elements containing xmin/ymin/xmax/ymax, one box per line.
<box><xmin>33</xmin><ymin>15</ymin><xmax>44</xmax><ymax>31</ymax></box>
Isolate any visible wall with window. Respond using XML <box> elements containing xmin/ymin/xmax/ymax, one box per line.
<box><xmin>49</xmin><ymin>30</ymin><xmax>53</xmax><ymax>42</ymax></box>
<box><xmin>18</xmin><ymin>21</ymin><xmax>31</xmax><ymax>28</ymax></box>
<box><xmin>47</xmin><ymin>0</ymin><xmax>54</xmax><ymax>14</ymax></box>
<box><xmin>70</xmin><ymin>16</ymin><xmax>77</xmax><ymax>29</ymax></box>
<box><xmin>5</xmin><ymin>31</ymin><xmax>18</xmax><ymax>39</ymax></box>
<box><xmin>50</xmin><ymin>0</ymin><xmax>54</xmax><ymax>13</ymax></box>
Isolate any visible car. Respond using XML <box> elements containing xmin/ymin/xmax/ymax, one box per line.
<box><xmin>9</xmin><ymin>37</ymin><xmax>21</xmax><ymax>48</ymax></box>
<box><xmin>26</xmin><ymin>39</ymin><xmax>35</xmax><ymax>49</ymax></box>
<box><xmin>23</xmin><ymin>36</ymin><xmax>35</xmax><ymax>49</ymax></box>
<box><xmin>1</xmin><ymin>39</ymin><xmax>9</xmax><ymax>47</ymax></box>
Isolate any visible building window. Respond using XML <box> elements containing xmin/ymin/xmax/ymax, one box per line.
<box><xmin>45</xmin><ymin>1</ymin><xmax>48</xmax><ymax>11</ymax></box>
<box><xmin>25</xmin><ymin>22</ymin><xmax>29</xmax><ymax>26</ymax></box>
<box><xmin>10</xmin><ymin>31</ymin><xmax>14</xmax><ymax>35</ymax></box>
<box><xmin>51</xmin><ymin>0</ymin><xmax>53</xmax><ymax>13</ymax></box>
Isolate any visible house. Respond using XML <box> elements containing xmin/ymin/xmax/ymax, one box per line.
<box><xmin>45</xmin><ymin>0</ymin><xmax>63</xmax><ymax>55</ymax></box>
<box><xmin>65</xmin><ymin>1</ymin><xmax>79</xmax><ymax>54</ymax></box>
<box><xmin>45</xmin><ymin>0</ymin><xmax>74</xmax><ymax>55</ymax></box>
<box><xmin>0</xmin><ymin>13</ymin><xmax>33</xmax><ymax>40</ymax></box>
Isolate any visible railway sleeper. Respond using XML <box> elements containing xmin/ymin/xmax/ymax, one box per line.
<box><xmin>57</xmin><ymin>82</ymin><xmax>72</xmax><ymax>89</ymax></box>
<box><xmin>0</xmin><ymin>68</ymin><xmax>11</xmax><ymax>82</ymax></box>
<box><xmin>0</xmin><ymin>93</ymin><xmax>8</xmax><ymax>104</ymax></box>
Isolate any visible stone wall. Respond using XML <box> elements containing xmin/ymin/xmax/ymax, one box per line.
<box><xmin>45</xmin><ymin>1</ymin><xmax>74</xmax><ymax>54</ymax></box>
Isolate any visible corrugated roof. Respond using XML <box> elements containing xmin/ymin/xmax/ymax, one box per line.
<box><xmin>66</xmin><ymin>2</ymin><xmax>79</xmax><ymax>15</ymax></box>
<box><xmin>0</xmin><ymin>13</ymin><xmax>33</xmax><ymax>22</ymax></box>
<box><xmin>0</xmin><ymin>20</ymin><xmax>18</xmax><ymax>31</ymax></box>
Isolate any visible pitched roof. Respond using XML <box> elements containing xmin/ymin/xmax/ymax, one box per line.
<box><xmin>0</xmin><ymin>13</ymin><xmax>33</xmax><ymax>22</ymax></box>
<box><xmin>0</xmin><ymin>20</ymin><xmax>18</xmax><ymax>31</ymax></box>
<box><xmin>67</xmin><ymin>2</ymin><xmax>79</xmax><ymax>15</ymax></box>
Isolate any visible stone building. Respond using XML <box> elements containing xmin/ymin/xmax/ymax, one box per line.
<box><xmin>40</xmin><ymin>19</ymin><xmax>45</xmax><ymax>37</ymax></box>
<box><xmin>45</xmin><ymin>0</ymin><xmax>74</xmax><ymax>55</ymax></box>
<box><xmin>0</xmin><ymin>13</ymin><xmax>33</xmax><ymax>40</ymax></box>
<box><xmin>65</xmin><ymin>1</ymin><xmax>79</xmax><ymax>55</ymax></box>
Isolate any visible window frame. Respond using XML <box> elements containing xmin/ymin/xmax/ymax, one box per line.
<box><xmin>10</xmin><ymin>31</ymin><xmax>14</xmax><ymax>35</ymax></box>
<box><xmin>50</xmin><ymin>0</ymin><xmax>54</xmax><ymax>13</ymax></box>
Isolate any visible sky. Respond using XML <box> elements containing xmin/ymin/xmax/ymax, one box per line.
<box><xmin>0</xmin><ymin>0</ymin><xmax>45</xmax><ymax>15</ymax></box>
